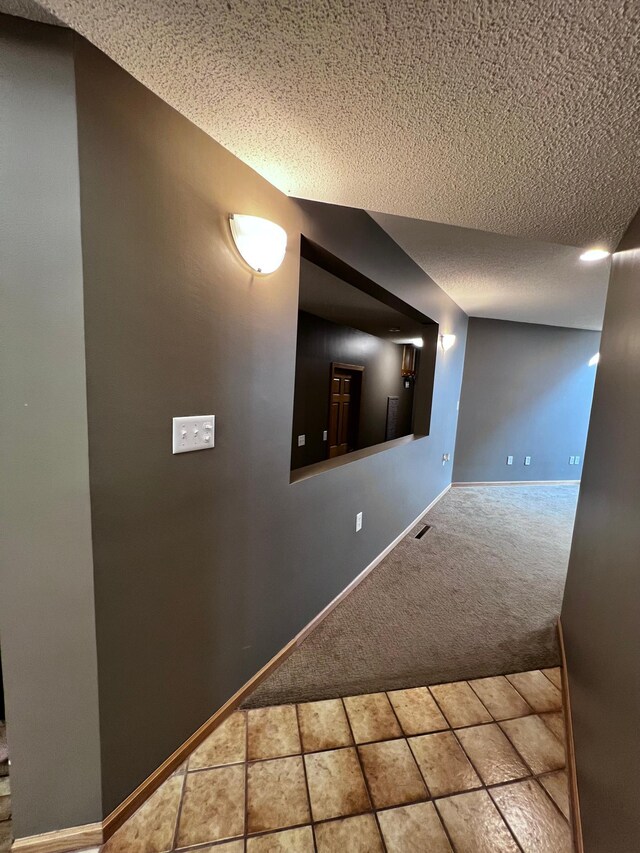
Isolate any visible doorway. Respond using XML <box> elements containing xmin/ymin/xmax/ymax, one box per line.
<box><xmin>328</xmin><ymin>362</ymin><xmax>363</xmax><ymax>458</ymax></box>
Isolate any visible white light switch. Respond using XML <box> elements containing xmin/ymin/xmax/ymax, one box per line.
<box><xmin>355</xmin><ymin>511</ymin><xmax>363</xmax><ymax>532</ymax></box>
<box><xmin>569</xmin><ymin>456</ymin><xmax>575</xmax><ymax>465</ymax></box>
<box><xmin>507</xmin><ymin>455</ymin><xmax>514</xmax><ymax>465</ymax></box>
<box><xmin>172</xmin><ymin>415</ymin><xmax>215</xmax><ymax>454</ymax></box>
<box><xmin>524</xmin><ymin>456</ymin><xmax>531</xmax><ymax>466</ymax></box>
<box><xmin>575</xmin><ymin>455</ymin><xmax>580</xmax><ymax>464</ymax></box>
<box><xmin>322</xmin><ymin>430</ymin><xmax>328</xmax><ymax>441</ymax></box>
<box><xmin>298</xmin><ymin>434</ymin><xmax>306</xmax><ymax>447</ymax></box>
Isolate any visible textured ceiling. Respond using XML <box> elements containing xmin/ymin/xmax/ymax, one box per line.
<box><xmin>27</xmin><ymin>0</ymin><xmax>640</xmax><ymax>250</ymax></box>
<box><xmin>0</xmin><ymin>0</ymin><xmax>60</xmax><ymax>24</ymax></box>
<box><xmin>370</xmin><ymin>213</ymin><xmax>610</xmax><ymax>330</ymax></box>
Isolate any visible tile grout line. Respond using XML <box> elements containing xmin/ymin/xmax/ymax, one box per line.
<box><xmin>294</xmin><ymin>703</ymin><xmax>317</xmax><ymax>853</ymax></box>
<box><xmin>169</xmin><ymin>761</ymin><xmax>189</xmax><ymax>852</ymax></box>
<box><xmin>466</xmin><ymin>676</ymin><xmax>534</xmax><ymax>718</ymax></box>
<box><xmin>243</xmin><ymin>709</ymin><xmax>249</xmax><ymax>849</ymax></box>
<box><xmin>339</xmin><ymin>696</ymin><xmax>389</xmax><ymax>853</ymax></box>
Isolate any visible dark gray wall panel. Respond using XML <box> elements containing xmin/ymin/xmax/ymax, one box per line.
<box><xmin>562</xmin><ymin>211</ymin><xmax>640</xmax><ymax>852</ymax></box>
<box><xmin>72</xmin><ymin>39</ymin><xmax>467</xmax><ymax>813</ymax></box>
<box><xmin>0</xmin><ymin>16</ymin><xmax>102</xmax><ymax>837</ymax></box>
<box><xmin>453</xmin><ymin>318</ymin><xmax>599</xmax><ymax>482</ymax></box>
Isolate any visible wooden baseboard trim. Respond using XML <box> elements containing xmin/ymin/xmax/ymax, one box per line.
<box><xmin>453</xmin><ymin>480</ymin><xmax>580</xmax><ymax>487</ymax></box>
<box><xmin>11</xmin><ymin>822</ymin><xmax>103</xmax><ymax>853</ymax></box>
<box><xmin>557</xmin><ymin>617</ymin><xmax>584</xmax><ymax>853</ymax></box>
<box><xmin>97</xmin><ymin>484</ymin><xmax>452</xmax><ymax>842</ymax></box>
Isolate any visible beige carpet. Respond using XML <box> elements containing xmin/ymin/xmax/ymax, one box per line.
<box><xmin>245</xmin><ymin>484</ymin><xmax>578</xmax><ymax>707</ymax></box>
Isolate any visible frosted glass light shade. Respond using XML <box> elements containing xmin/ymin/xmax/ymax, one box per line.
<box><xmin>229</xmin><ymin>214</ymin><xmax>287</xmax><ymax>274</ymax></box>
<box><xmin>440</xmin><ymin>333</ymin><xmax>456</xmax><ymax>351</ymax></box>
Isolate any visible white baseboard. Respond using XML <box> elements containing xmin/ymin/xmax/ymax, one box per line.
<box><xmin>453</xmin><ymin>480</ymin><xmax>580</xmax><ymax>487</ymax></box>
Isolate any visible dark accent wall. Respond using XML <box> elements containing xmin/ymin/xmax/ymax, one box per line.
<box><xmin>291</xmin><ymin>311</ymin><xmax>415</xmax><ymax>469</ymax></box>
<box><xmin>1</xmin><ymin>18</ymin><xmax>468</xmax><ymax>831</ymax></box>
<box><xmin>453</xmin><ymin>318</ymin><xmax>600</xmax><ymax>482</ymax></box>
<box><xmin>562</xmin><ymin>210</ymin><xmax>640</xmax><ymax>852</ymax></box>
<box><xmin>0</xmin><ymin>16</ymin><xmax>102</xmax><ymax>837</ymax></box>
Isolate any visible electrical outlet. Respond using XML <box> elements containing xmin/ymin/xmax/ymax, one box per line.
<box><xmin>297</xmin><ymin>434</ymin><xmax>305</xmax><ymax>447</ymax></box>
<box><xmin>569</xmin><ymin>456</ymin><xmax>575</xmax><ymax>465</ymax></box>
<box><xmin>355</xmin><ymin>511</ymin><xmax>363</xmax><ymax>532</ymax></box>
<box><xmin>524</xmin><ymin>456</ymin><xmax>532</xmax><ymax>466</ymax></box>
<box><xmin>442</xmin><ymin>453</ymin><xmax>450</xmax><ymax>465</ymax></box>
<box><xmin>507</xmin><ymin>455</ymin><xmax>513</xmax><ymax>465</ymax></box>
<box><xmin>322</xmin><ymin>430</ymin><xmax>328</xmax><ymax>441</ymax></box>
<box><xmin>172</xmin><ymin>416</ymin><xmax>215</xmax><ymax>454</ymax></box>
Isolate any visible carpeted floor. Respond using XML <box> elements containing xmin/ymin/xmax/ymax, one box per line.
<box><xmin>245</xmin><ymin>484</ymin><xmax>578</xmax><ymax>707</ymax></box>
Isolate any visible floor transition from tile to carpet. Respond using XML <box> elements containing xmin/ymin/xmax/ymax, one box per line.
<box><xmin>247</xmin><ymin>485</ymin><xmax>578</xmax><ymax>707</ymax></box>
<box><xmin>100</xmin><ymin>666</ymin><xmax>571</xmax><ymax>852</ymax></box>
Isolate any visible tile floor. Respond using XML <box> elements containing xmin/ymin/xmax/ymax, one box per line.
<box><xmin>100</xmin><ymin>668</ymin><xmax>571</xmax><ymax>852</ymax></box>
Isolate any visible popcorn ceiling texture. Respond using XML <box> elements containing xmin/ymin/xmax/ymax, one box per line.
<box><xmin>370</xmin><ymin>212</ymin><xmax>610</xmax><ymax>329</ymax></box>
<box><xmin>26</xmin><ymin>0</ymin><xmax>640</xmax><ymax>249</ymax></box>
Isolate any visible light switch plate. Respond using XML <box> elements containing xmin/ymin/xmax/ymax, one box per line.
<box><xmin>323</xmin><ymin>430</ymin><xmax>328</xmax><ymax>441</ymax></box>
<box><xmin>172</xmin><ymin>415</ymin><xmax>215</xmax><ymax>454</ymax></box>
<box><xmin>569</xmin><ymin>456</ymin><xmax>575</xmax><ymax>465</ymax></box>
<box><xmin>575</xmin><ymin>455</ymin><xmax>580</xmax><ymax>464</ymax></box>
<box><xmin>355</xmin><ymin>511</ymin><xmax>363</xmax><ymax>532</ymax></box>
<box><xmin>298</xmin><ymin>434</ymin><xmax>306</xmax><ymax>447</ymax></box>
<box><xmin>524</xmin><ymin>456</ymin><xmax>531</xmax><ymax>466</ymax></box>
<box><xmin>507</xmin><ymin>455</ymin><xmax>514</xmax><ymax>465</ymax></box>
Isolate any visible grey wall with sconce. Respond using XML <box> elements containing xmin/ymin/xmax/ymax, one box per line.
<box><xmin>0</xmin><ymin>15</ymin><xmax>467</xmax><ymax>835</ymax></box>
<box><xmin>453</xmin><ymin>318</ymin><xmax>599</xmax><ymax>483</ymax></box>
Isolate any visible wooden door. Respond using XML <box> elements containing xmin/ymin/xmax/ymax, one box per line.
<box><xmin>328</xmin><ymin>363</ymin><xmax>363</xmax><ymax>458</ymax></box>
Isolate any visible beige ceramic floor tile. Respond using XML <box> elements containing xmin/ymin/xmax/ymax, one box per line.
<box><xmin>541</xmin><ymin>667</ymin><xmax>563</xmax><ymax>690</ymax></box>
<box><xmin>539</xmin><ymin>769</ymin><xmax>571</xmax><ymax>820</ymax></box>
<box><xmin>304</xmin><ymin>747</ymin><xmax>370</xmax><ymax>821</ymax></box>
<box><xmin>358</xmin><ymin>738</ymin><xmax>427</xmax><ymax>808</ymax></box>
<box><xmin>247</xmin><ymin>825</ymin><xmax>315</xmax><ymax>852</ymax></box>
<box><xmin>103</xmin><ymin>774</ymin><xmax>183</xmax><ymax>853</ymax></box>
<box><xmin>468</xmin><ymin>676</ymin><xmax>532</xmax><ymax>720</ymax></box>
<box><xmin>500</xmin><ymin>715</ymin><xmax>565</xmax><ymax>775</ymax></box>
<box><xmin>194</xmin><ymin>843</ymin><xmax>244</xmax><ymax>853</ymax></box>
<box><xmin>247</xmin><ymin>705</ymin><xmax>301</xmax><ymax>760</ymax></box>
<box><xmin>429</xmin><ymin>682</ymin><xmax>492</xmax><ymax>728</ymax></box>
<box><xmin>506</xmin><ymin>671</ymin><xmax>562</xmax><ymax>713</ymax></box>
<box><xmin>177</xmin><ymin>765</ymin><xmax>244</xmax><ymax>847</ymax></box>
<box><xmin>314</xmin><ymin>814</ymin><xmax>384</xmax><ymax>853</ymax></box>
<box><xmin>409</xmin><ymin>731</ymin><xmax>481</xmax><ymax>797</ymax></box>
<box><xmin>436</xmin><ymin>790</ymin><xmax>520</xmax><ymax>853</ymax></box>
<box><xmin>343</xmin><ymin>693</ymin><xmax>402</xmax><ymax>743</ymax></box>
<box><xmin>247</xmin><ymin>755</ymin><xmax>310</xmax><ymax>834</ymax></box>
<box><xmin>456</xmin><ymin>723</ymin><xmax>530</xmax><ymax>785</ymax></box>
<box><xmin>189</xmin><ymin>711</ymin><xmax>246</xmax><ymax>770</ymax></box>
<box><xmin>377</xmin><ymin>801</ymin><xmax>453</xmax><ymax>852</ymax></box>
<box><xmin>540</xmin><ymin>710</ymin><xmax>566</xmax><ymax>744</ymax></box>
<box><xmin>387</xmin><ymin>687</ymin><xmax>448</xmax><ymax>735</ymax></box>
<box><xmin>297</xmin><ymin>699</ymin><xmax>353</xmax><ymax>752</ymax></box>
<box><xmin>490</xmin><ymin>778</ymin><xmax>572</xmax><ymax>852</ymax></box>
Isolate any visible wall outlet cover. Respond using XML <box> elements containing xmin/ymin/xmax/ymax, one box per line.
<box><xmin>298</xmin><ymin>434</ymin><xmax>305</xmax><ymax>446</ymax></box>
<box><xmin>322</xmin><ymin>430</ymin><xmax>327</xmax><ymax>441</ymax></box>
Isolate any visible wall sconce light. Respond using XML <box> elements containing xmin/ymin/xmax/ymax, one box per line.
<box><xmin>440</xmin><ymin>333</ymin><xmax>456</xmax><ymax>352</ymax></box>
<box><xmin>229</xmin><ymin>214</ymin><xmax>287</xmax><ymax>274</ymax></box>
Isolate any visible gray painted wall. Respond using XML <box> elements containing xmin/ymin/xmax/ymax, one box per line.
<box><xmin>562</xmin><ymin>210</ymin><xmax>640</xmax><ymax>852</ymax></box>
<box><xmin>0</xmin><ymin>17</ymin><xmax>102</xmax><ymax>836</ymax></box>
<box><xmin>453</xmin><ymin>318</ymin><xmax>599</xmax><ymax>483</ymax></box>
<box><xmin>72</xmin><ymin>38</ymin><xmax>468</xmax><ymax>815</ymax></box>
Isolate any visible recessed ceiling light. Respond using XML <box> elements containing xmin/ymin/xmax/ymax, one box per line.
<box><xmin>580</xmin><ymin>248</ymin><xmax>610</xmax><ymax>262</ymax></box>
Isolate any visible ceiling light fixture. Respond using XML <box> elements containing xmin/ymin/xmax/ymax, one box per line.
<box><xmin>440</xmin><ymin>334</ymin><xmax>456</xmax><ymax>352</ymax></box>
<box><xmin>588</xmin><ymin>353</ymin><xmax>600</xmax><ymax>367</ymax></box>
<box><xmin>229</xmin><ymin>214</ymin><xmax>287</xmax><ymax>274</ymax></box>
<box><xmin>580</xmin><ymin>248</ymin><xmax>610</xmax><ymax>262</ymax></box>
